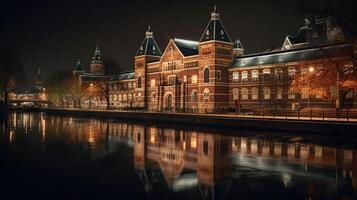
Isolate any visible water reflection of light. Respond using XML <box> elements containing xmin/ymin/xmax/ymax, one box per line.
<box><xmin>88</xmin><ymin>126</ymin><xmax>95</xmax><ymax>144</ymax></box>
<box><xmin>9</xmin><ymin>130</ymin><xmax>15</xmax><ymax>142</ymax></box>
<box><xmin>150</xmin><ymin>128</ymin><xmax>156</xmax><ymax>144</ymax></box>
<box><xmin>282</xmin><ymin>173</ymin><xmax>291</xmax><ymax>186</ymax></box>
<box><xmin>241</xmin><ymin>138</ymin><xmax>247</xmax><ymax>153</ymax></box>
<box><xmin>41</xmin><ymin>118</ymin><xmax>46</xmax><ymax>141</ymax></box>
<box><xmin>191</xmin><ymin>134</ymin><xmax>197</xmax><ymax>149</ymax></box>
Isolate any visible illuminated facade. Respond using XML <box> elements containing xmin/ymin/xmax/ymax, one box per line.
<box><xmin>75</xmin><ymin>8</ymin><xmax>357</xmax><ymax>111</ymax></box>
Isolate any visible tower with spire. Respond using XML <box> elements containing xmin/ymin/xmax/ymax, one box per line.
<box><xmin>90</xmin><ymin>42</ymin><xmax>105</xmax><ymax>75</ymax></box>
<box><xmin>198</xmin><ymin>6</ymin><xmax>234</xmax><ymax>112</ymax></box>
<box><xmin>134</xmin><ymin>26</ymin><xmax>162</xmax><ymax>108</ymax></box>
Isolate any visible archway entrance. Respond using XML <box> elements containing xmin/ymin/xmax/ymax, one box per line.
<box><xmin>164</xmin><ymin>92</ymin><xmax>174</xmax><ymax>111</ymax></box>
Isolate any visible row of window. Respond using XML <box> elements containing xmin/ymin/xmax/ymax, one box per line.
<box><xmin>105</xmin><ymin>93</ymin><xmax>141</xmax><ymax>102</ymax></box>
<box><xmin>150</xmin><ymin>89</ymin><xmax>209</xmax><ymax>102</ymax></box>
<box><xmin>109</xmin><ymin>82</ymin><xmax>135</xmax><ymax>91</ymax></box>
<box><xmin>232</xmin><ymin>67</ymin><xmax>297</xmax><ymax>82</ymax></box>
<box><xmin>232</xmin><ymin>87</ymin><xmax>323</xmax><ymax>100</ymax></box>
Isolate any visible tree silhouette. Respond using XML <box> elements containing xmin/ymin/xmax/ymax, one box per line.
<box><xmin>0</xmin><ymin>48</ymin><xmax>26</xmax><ymax>111</ymax></box>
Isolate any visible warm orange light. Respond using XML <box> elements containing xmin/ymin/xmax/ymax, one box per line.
<box><xmin>191</xmin><ymin>134</ymin><xmax>197</xmax><ymax>149</ymax></box>
<box><xmin>309</xmin><ymin>67</ymin><xmax>314</xmax><ymax>72</ymax></box>
<box><xmin>90</xmin><ymin>83</ymin><xmax>94</xmax><ymax>86</ymax></box>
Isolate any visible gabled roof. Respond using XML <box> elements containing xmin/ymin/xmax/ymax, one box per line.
<box><xmin>136</xmin><ymin>26</ymin><xmax>162</xmax><ymax>57</ymax></box>
<box><xmin>173</xmin><ymin>38</ymin><xmax>199</xmax><ymax>56</ymax></box>
<box><xmin>200</xmin><ymin>8</ymin><xmax>232</xmax><ymax>43</ymax></box>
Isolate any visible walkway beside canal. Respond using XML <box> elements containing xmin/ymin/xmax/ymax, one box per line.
<box><xmin>43</xmin><ymin>108</ymin><xmax>357</xmax><ymax>136</ymax></box>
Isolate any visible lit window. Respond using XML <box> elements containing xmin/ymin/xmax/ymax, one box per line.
<box><xmin>191</xmin><ymin>90</ymin><xmax>198</xmax><ymax>103</ymax></box>
<box><xmin>288</xmin><ymin>67</ymin><xmax>296</xmax><ymax>77</ymax></box>
<box><xmin>118</xmin><ymin>94</ymin><xmax>122</xmax><ymax>102</ymax></box>
<box><xmin>288</xmin><ymin>90</ymin><xmax>295</xmax><ymax>99</ymax></box>
<box><xmin>203</xmin><ymin>88</ymin><xmax>210</xmax><ymax>101</ymax></box>
<box><xmin>252</xmin><ymin>70</ymin><xmax>259</xmax><ymax>80</ymax></box>
<box><xmin>263</xmin><ymin>69</ymin><xmax>271</xmax><ymax>74</ymax></box>
<box><xmin>241</xmin><ymin>88</ymin><xmax>248</xmax><ymax>100</ymax></box>
<box><xmin>233</xmin><ymin>88</ymin><xmax>239</xmax><ymax>100</ymax></box>
<box><xmin>168</xmin><ymin>75</ymin><xmax>176</xmax><ymax>85</ymax></box>
<box><xmin>232</xmin><ymin>72</ymin><xmax>239</xmax><ymax>82</ymax></box>
<box><xmin>191</xmin><ymin>75</ymin><xmax>198</xmax><ymax>84</ymax></box>
<box><xmin>184</xmin><ymin>75</ymin><xmax>187</xmax><ymax>83</ymax></box>
<box><xmin>252</xmin><ymin>87</ymin><xmax>259</xmax><ymax>100</ymax></box>
<box><xmin>242</xmin><ymin>71</ymin><xmax>248</xmax><ymax>81</ymax></box>
<box><xmin>263</xmin><ymin>87</ymin><xmax>270</xmax><ymax>99</ymax></box>
<box><xmin>301</xmin><ymin>88</ymin><xmax>308</xmax><ymax>99</ymax></box>
<box><xmin>150</xmin><ymin>79</ymin><xmax>155</xmax><ymax>87</ymax></box>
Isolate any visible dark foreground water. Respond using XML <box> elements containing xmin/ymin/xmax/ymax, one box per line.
<box><xmin>1</xmin><ymin>112</ymin><xmax>357</xmax><ymax>200</ymax></box>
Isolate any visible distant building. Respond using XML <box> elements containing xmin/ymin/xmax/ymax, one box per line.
<box><xmin>74</xmin><ymin>8</ymin><xmax>357</xmax><ymax>112</ymax></box>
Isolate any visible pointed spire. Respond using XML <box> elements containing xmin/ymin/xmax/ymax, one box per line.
<box><xmin>38</xmin><ymin>68</ymin><xmax>41</xmax><ymax>75</ymax></box>
<box><xmin>75</xmin><ymin>58</ymin><xmax>83</xmax><ymax>71</ymax></box>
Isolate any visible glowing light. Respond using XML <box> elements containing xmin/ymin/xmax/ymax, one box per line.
<box><xmin>309</xmin><ymin>67</ymin><xmax>314</xmax><ymax>72</ymax></box>
<box><xmin>190</xmin><ymin>134</ymin><xmax>197</xmax><ymax>149</ymax></box>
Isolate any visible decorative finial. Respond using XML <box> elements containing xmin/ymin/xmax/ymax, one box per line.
<box><xmin>146</xmin><ymin>25</ymin><xmax>153</xmax><ymax>38</ymax></box>
<box><xmin>76</xmin><ymin>58</ymin><xmax>81</xmax><ymax>65</ymax></box>
<box><xmin>211</xmin><ymin>5</ymin><xmax>220</xmax><ymax>20</ymax></box>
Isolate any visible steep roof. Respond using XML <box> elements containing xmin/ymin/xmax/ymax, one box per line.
<box><xmin>136</xmin><ymin>26</ymin><xmax>162</xmax><ymax>57</ymax></box>
<box><xmin>173</xmin><ymin>38</ymin><xmax>199</xmax><ymax>56</ymax></box>
<box><xmin>200</xmin><ymin>7</ymin><xmax>232</xmax><ymax>43</ymax></box>
<box><xmin>232</xmin><ymin>42</ymin><xmax>353</xmax><ymax>68</ymax></box>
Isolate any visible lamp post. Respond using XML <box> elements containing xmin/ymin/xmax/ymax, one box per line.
<box><xmin>308</xmin><ymin>67</ymin><xmax>314</xmax><ymax>109</ymax></box>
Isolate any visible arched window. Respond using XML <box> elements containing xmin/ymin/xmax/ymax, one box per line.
<box><xmin>137</xmin><ymin>76</ymin><xmax>142</xmax><ymax>88</ymax></box>
<box><xmin>123</xmin><ymin>94</ymin><xmax>128</xmax><ymax>101</ymax></box>
<box><xmin>252</xmin><ymin>70</ymin><xmax>259</xmax><ymax>80</ymax></box>
<box><xmin>128</xmin><ymin>94</ymin><xmax>133</xmax><ymax>101</ymax></box>
<box><xmin>204</xmin><ymin>68</ymin><xmax>210</xmax><ymax>83</ymax></box>
<box><xmin>252</xmin><ymin>87</ymin><xmax>259</xmax><ymax>100</ymax></box>
<box><xmin>203</xmin><ymin>88</ymin><xmax>210</xmax><ymax>101</ymax></box>
<box><xmin>151</xmin><ymin>92</ymin><xmax>156</xmax><ymax>102</ymax></box>
<box><xmin>263</xmin><ymin>87</ymin><xmax>271</xmax><ymax>99</ymax></box>
<box><xmin>191</xmin><ymin>90</ymin><xmax>198</xmax><ymax>103</ymax></box>
<box><xmin>233</xmin><ymin>88</ymin><xmax>239</xmax><ymax>100</ymax></box>
<box><xmin>277</xmin><ymin>87</ymin><xmax>283</xmax><ymax>99</ymax></box>
<box><xmin>242</xmin><ymin>71</ymin><xmax>248</xmax><ymax>81</ymax></box>
<box><xmin>118</xmin><ymin>94</ymin><xmax>122</xmax><ymax>102</ymax></box>
<box><xmin>203</xmin><ymin>140</ymin><xmax>209</xmax><ymax>156</ymax></box>
<box><xmin>241</xmin><ymin>88</ymin><xmax>248</xmax><ymax>100</ymax></box>
<box><xmin>113</xmin><ymin>94</ymin><xmax>118</xmax><ymax>101</ymax></box>
<box><xmin>263</xmin><ymin>68</ymin><xmax>271</xmax><ymax>74</ymax></box>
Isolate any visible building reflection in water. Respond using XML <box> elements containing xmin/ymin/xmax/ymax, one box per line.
<box><xmin>1</xmin><ymin>112</ymin><xmax>357</xmax><ymax>199</ymax></box>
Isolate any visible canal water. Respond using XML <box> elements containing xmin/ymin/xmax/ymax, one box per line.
<box><xmin>1</xmin><ymin>112</ymin><xmax>357</xmax><ymax>200</ymax></box>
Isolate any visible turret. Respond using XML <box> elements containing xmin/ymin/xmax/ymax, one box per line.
<box><xmin>73</xmin><ymin>58</ymin><xmax>85</xmax><ymax>76</ymax></box>
<box><xmin>233</xmin><ymin>39</ymin><xmax>244</xmax><ymax>57</ymax></box>
<box><xmin>90</xmin><ymin>42</ymin><xmax>105</xmax><ymax>74</ymax></box>
<box><xmin>134</xmin><ymin>26</ymin><xmax>162</xmax><ymax>108</ymax></box>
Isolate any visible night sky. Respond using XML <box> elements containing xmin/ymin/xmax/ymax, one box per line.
<box><xmin>1</xmin><ymin>0</ymin><xmax>356</xmax><ymax>89</ymax></box>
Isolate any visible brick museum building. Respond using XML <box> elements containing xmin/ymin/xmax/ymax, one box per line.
<box><xmin>73</xmin><ymin>8</ymin><xmax>357</xmax><ymax>112</ymax></box>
